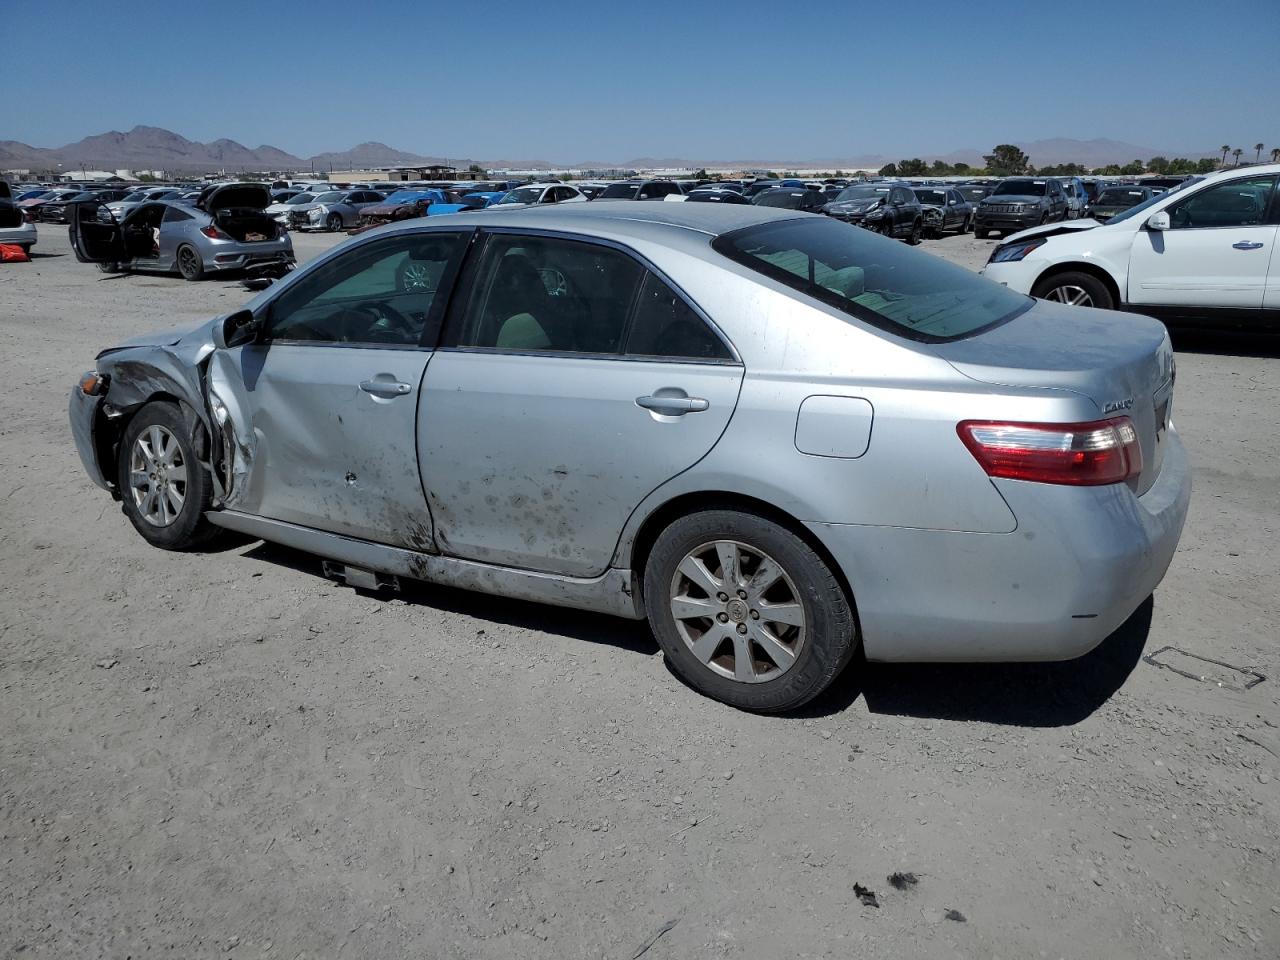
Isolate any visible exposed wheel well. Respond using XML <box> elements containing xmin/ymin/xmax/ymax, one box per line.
<box><xmin>626</xmin><ymin>491</ymin><xmax>858</xmax><ymax>624</ymax></box>
<box><xmin>95</xmin><ymin>393</ymin><xmax>190</xmax><ymax>492</ymax></box>
<box><xmin>1033</xmin><ymin>262</ymin><xmax>1121</xmax><ymax>306</ymax></box>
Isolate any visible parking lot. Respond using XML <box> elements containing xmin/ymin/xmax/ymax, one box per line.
<box><xmin>1</xmin><ymin>227</ymin><xmax>1277</xmax><ymax>958</ymax></box>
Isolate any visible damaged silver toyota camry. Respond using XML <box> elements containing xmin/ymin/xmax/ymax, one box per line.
<box><xmin>69</xmin><ymin>203</ymin><xmax>1190</xmax><ymax>712</ymax></box>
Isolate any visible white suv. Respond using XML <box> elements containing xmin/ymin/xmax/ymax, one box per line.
<box><xmin>983</xmin><ymin>164</ymin><xmax>1279</xmax><ymax>328</ymax></box>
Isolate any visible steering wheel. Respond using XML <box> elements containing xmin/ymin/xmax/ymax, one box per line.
<box><xmin>354</xmin><ymin>300</ymin><xmax>416</xmax><ymax>341</ymax></box>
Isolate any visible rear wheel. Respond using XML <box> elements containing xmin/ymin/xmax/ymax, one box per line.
<box><xmin>644</xmin><ymin>509</ymin><xmax>857</xmax><ymax>713</ymax></box>
<box><xmin>117</xmin><ymin>402</ymin><xmax>219</xmax><ymax>550</ymax></box>
<box><xmin>97</xmin><ymin>261</ymin><xmax>123</xmax><ymax>273</ymax></box>
<box><xmin>176</xmin><ymin>244</ymin><xmax>204</xmax><ymax>281</ymax></box>
<box><xmin>1031</xmin><ymin>270</ymin><xmax>1115</xmax><ymax>309</ymax></box>
<box><xmin>326</xmin><ymin>213</ymin><xmax>343</xmax><ymax>232</ymax></box>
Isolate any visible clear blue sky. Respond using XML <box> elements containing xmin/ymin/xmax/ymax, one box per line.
<box><xmin>4</xmin><ymin>0</ymin><xmax>1277</xmax><ymax>161</ymax></box>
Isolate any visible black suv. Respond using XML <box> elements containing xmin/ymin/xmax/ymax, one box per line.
<box><xmin>597</xmin><ymin>180</ymin><xmax>682</xmax><ymax>200</ymax></box>
<box><xmin>973</xmin><ymin>177</ymin><xmax>1067</xmax><ymax>238</ymax></box>
<box><xmin>751</xmin><ymin>186</ymin><xmax>827</xmax><ymax>213</ymax></box>
<box><xmin>822</xmin><ymin>182</ymin><xmax>924</xmax><ymax>243</ymax></box>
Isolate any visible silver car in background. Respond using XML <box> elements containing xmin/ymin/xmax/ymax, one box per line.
<box><xmin>67</xmin><ymin>203</ymin><xmax>1189</xmax><ymax>712</ymax></box>
<box><xmin>287</xmin><ymin>189</ymin><xmax>385</xmax><ymax>231</ymax></box>
<box><xmin>104</xmin><ymin>187</ymin><xmax>183</xmax><ymax>222</ymax></box>
<box><xmin>69</xmin><ymin>183</ymin><xmax>294</xmax><ymax>281</ymax></box>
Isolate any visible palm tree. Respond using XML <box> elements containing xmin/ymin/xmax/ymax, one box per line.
<box><xmin>1232</xmin><ymin>148</ymin><xmax>1243</xmax><ymax>166</ymax></box>
<box><xmin>1272</xmin><ymin>148</ymin><xmax>1280</xmax><ymax>163</ymax></box>
<box><xmin>1220</xmin><ymin>145</ymin><xmax>1230</xmax><ymax>166</ymax></box>
<box><xmin>1255</xmin><ymin>143</ymin><xmax>1265</xmax><ymax>162</ymax></box>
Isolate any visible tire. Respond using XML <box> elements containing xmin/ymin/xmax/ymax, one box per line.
<box><xmin>962</xmin><ymin>214</ymin><xmax>973</xmax><ymax>234</ymax></box>
<box><xmin>907</xmin><ymin>219</ymin><xmax>923</xmax><ymax>245</ymax></box>
<box><xmin>97</xmin><ymin>261</ymin><xmax>123</xmax><ymax>273</ymax></box>
<box><xmin>1039</xmin><ymin>213</ymin><xmax>1049</xmax><ymax>225</ymax></box>
<box><xmin>326</xmin><ymin>213</ymin><xmax>343</xmax><ymax>232</ymax></box>
<box><xmin>1031</xmin><ymin>270</ymin><xmax>1115</xmax><ymax>310</ymax></box>
<box><xmin>643</xmin><ymin>509</ymin><xmax>857</xmax><ymax>713</ymax></box>
<box><xmin>176</xmin><ymin>244</ymin><xmax>204</xmax><ymax>281</ymax></box>
<box><xmin>116</xmin><ymin>401</ymin><xmax>219</xmax><ymax>550</ymax></box>
<box><xmin>973</xmin><ymin>227</ymin><xmax>988</xmax><ymax>239</ymax></box>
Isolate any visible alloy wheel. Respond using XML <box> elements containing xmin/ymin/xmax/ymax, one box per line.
<box><xmin>668</xmin><ymin>540</ymin><xmax>806</xmax><ymax>683</ymax></box>
<box><xmin>1043</xmin><ymin>284</ymin><xmax>1094</xmax><ymax>306</ymax></box>
<box><xmin>178</xmin><ymin>247</ymin><xmax>199</xmax><ymax>278</ymax></box>
<box><xmin>128</xmin><ymin>424</ymin><xmax>187</xmax><ymax>527</ymax></box>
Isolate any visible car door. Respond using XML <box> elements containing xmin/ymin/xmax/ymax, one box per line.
<box><xmin>890</xmin><ymin>188</ymin><xmax>911</xmax><ymax>236</ymax></box>
<box><xmin>418</xmin><ymin>229</ymin><xmax>744</xmax><ymax>577</ymax></box>
<box><xmin>1127</xmin><ymin>175</ymin><xmax>1278</xmax><ymax>310</ymax></box>
<box><xmin>205</xmin><ymin>230</ymin><xmax>471</xmax><ymax>547</ymax></box>
<box><xmin>68</xmin><ymin>200</ymin><xmax>154</xmax><ymax>265</ymax></box>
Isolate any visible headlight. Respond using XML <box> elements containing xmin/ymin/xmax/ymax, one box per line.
<box><xmin>989</xmin><ymin>238</ymin><xmax>1046</xmax><ymax>263</ymax></box>
<box><xmin>309</xmin><ymin>207</ymin><xmax>325</xmax><ymax>218</ymax></box>
<box><xmin>862</xmin><ymin>205</ymin><xmax>884</xmax><ymax>218</ymax></box>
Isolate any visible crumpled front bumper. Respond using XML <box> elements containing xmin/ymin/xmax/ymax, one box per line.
<box><xmin>69</xmin><ymin>386</ymin><xmax>110</xmax><ymax>491</ymax></box>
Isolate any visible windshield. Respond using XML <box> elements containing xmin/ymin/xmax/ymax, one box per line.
<box><xmin>835</xmin><ymin>184</ymin><xmax>890</xmax><ymax>202</ymax></box>
<box><xmin>313</xmin><ymin>192</ymin><xmax>344</xmax><ymax>203</ymax></box>
<box><xmin>381</xmin><ymin>191</ymin><xmax>421</xmax><ymax>203</ymax></box>
<box><xmin>599</xmin><ymin>183</ymin><xmax>640</xmax><ymax>199</ymax></box>
<box><xmin>993</xmin><ymin>179</ymin><xmax>1046</xmax><ymax>197</ymax></box>
<box><xmin>913</xmin><ymin>189</ymin><xmax>948</xmax><ymax>205</ymax></box>
<box><xmin>958</xmin><ymin>186</ymin><xmax>990</xmax><ymax>201</ymax></box>
<box><xmin>498</xmin><ymin>186</ymin><xmax>545</xmax><ymax>205</ymax></box>
<box><xmin>1096</xmin><ymin>188</ymin><xmax>1147</xmax><ymax>206</ymax></box>
<box><xmin>17</xmin><ymin>190</ymin><xmax>49</xmax><ymax>200</ymax></box>
<box><xmin>713</xmin><ymin>218</ymin><xmax>1028</xmax><ymax>342</ymax></box>
<box><xmin>753</xmin><ymin>190</ymin><xmax>807</xmax><ymax>208</ymax></box>
<box><xmin>120</xmin><ymin>191</ymin><xmax>148</xmax><ymax>202</ymax></box>
<box><xmin>284</xmin><ymin>193</ymin><xmax>315</xmax><ymax>205</ymax></box>
<box><xmin>1106</xmin><ymin>176</ymin><xmax>1202</xmax><ymax>224</ymax></box>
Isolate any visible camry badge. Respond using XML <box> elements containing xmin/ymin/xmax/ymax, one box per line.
<box><xmin>1103</xmin><ymin>397</ymin><xmax>1135</xmax><ymax>413</ymax></box>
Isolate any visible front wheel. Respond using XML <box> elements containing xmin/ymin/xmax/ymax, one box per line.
<box><xmin>326</xmin><ymin>213</ymin><xmax>343</xmax><ymax>232</ymax></box>
<box><xmin>644</xmin><ymin>509</ymin><xmax>857</xmax><ymax>713</ymax></box>
<box><xmin>117</xmin><ymin>401</ymin><xmax>219</xmax><ymax>550</ymax></box>
<box><xmin>1031</xmin><ymin>271</ymin><xmax>1115</xmax><ymax>310</ymax></box>
<box><xmin>97</xmin><ymin>261</ymin><xmax>123</xmax><ymax>273</ymax></box>
<box><xmin>907</xmin><ymin>219</ymin><xmax>923</xmax><ymax>245</ymax></box>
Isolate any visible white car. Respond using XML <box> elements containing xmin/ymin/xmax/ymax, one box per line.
<box><xmin>983</xmin><ymin>164</ymin><xmax>1280</xmax><ymax>327</ymax></box>
<box><xmin>0</xmin><ymin>181</ymin><xmax>38</xmax><ymax>252</ymax></box>
<box><xmin>264</xmin><ymin>191</ymin><xmax>317</xmax><ymax>225</ymax></box>
<box><xmin>488</xmin><ymin>183</ymin><xmax>588</xmax><ymax>210</ymax></box>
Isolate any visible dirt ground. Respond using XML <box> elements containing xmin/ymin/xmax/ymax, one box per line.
<box><xmin>1</xmin><ymin>223</ymin><xmax>1277</xmax><ymax>959</ymax></box>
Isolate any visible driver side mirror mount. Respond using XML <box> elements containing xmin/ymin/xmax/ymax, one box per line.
<box><xmin>213</xmin><ymin>309</ymin><xmax>261</xmax><ymax>349</ymax></box>
<box><xmin>1146</xmin><ymin>211</ymin><xmax>1170</xmax><ymax>231</ymax></box>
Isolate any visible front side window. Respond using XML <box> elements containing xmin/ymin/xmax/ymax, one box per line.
<box><xmin>600</xmin><ymin>182</ymin><xmax>640</xmax><ymax>199</ymax></box>
<box><xmin>265</xmin><ymin>232</ymin><xmax>467</xmax><ymax>346</ymax></box>
<box><xmin>713</xmin><ymin>217</ymin><xmax>1029</xmax><ymax>342</ymax></box>
<box><xmin>914</xmin><ymin>189</ymin><xmax>947</xmax><ymax>205</ymax></box>
<box><xmin>455</xmin><ymin>234</ymin><xmax>644</xmax><ymax>353</ymax></box>
<box><xmin>1168</xmin><ymin>176</ymin><xmax>1275</xmax><ymax>229</ymax></box>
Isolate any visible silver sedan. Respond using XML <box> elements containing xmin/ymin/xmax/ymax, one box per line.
<box><xmin>67</xmin><ymin>202</ymin><xmax>1189</xmax><ymax>711</ymax></box>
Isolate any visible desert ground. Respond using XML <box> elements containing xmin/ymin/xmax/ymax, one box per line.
<box><xmin>1</xmin><ymin>224</ymin><xmax>1276</xmax><ymax>959</ymax></box>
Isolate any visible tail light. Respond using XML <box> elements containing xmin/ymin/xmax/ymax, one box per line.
<box><xmin>201</xmin><ymin>225</ymin><xmax>228</xmax><ymax>240</ymax></box>
<box><xmin>957</xmin><ymin>417</ymin><xmax>1142</xmax><ymax>486</ymax></box>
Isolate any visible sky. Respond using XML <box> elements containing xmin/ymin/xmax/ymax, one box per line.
<box><xmin>5</xmin><ymin>0</ymin><xmax>1278</xmax><ymax>163</ymax></box>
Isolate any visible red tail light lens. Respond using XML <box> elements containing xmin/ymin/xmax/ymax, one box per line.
<box><xmin>957</xmin><ymin>417</ymin><xmax>1143</xmax><ymax>486</ymax></box>
<box><xmin>200</xmin><ymin>225</ymin><xmax>227</xmax><ymax>239</ymax></box>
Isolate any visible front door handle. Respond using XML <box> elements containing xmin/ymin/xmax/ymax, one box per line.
<box><xmin>636</xmin><ymin>393</ymin><xmax>710</xmax><ymax>415</ymax></box>
<box><xmin>1232</xmin><ymin>241</ymin><xmax>1264</xmax><ymax>250</ymax></box>
<box><xmin>359</xmin><ymin>378</ymin><xmax>412</xmax><ymax>398</ymax></box>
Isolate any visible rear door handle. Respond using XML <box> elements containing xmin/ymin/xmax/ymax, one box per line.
<box><xmin>636</xmin><ymin>394</ymin><xmax>710</xmax><ymax>415</ymax></box>
<box><xmin>360</xmin><ymin>378</ymin><xmax>412</xmax><ymax>398</ymax></box>
<box><xmin>1232</xmin><ymin>241</ymin><xmax>1264</xmax><ymax>250</ymax></box>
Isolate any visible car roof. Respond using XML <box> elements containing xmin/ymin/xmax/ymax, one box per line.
<box><xmin>438</xmin><ymin>200</ymin><xmax>808</xmax><ymax>249</ymax></box>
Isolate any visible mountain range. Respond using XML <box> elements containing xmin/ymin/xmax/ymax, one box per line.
<box><xmin>0</xmin><ymin>126</ymin><xmax>1219</xmax><ymax>174</ymax></box>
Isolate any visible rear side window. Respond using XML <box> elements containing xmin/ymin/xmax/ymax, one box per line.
<box><xmin>712</xmin><ymin>217</ymin><xmax>1030</xmax><ymax>342</ymax></box>
<box><xmin>456</xmin><ymin>234</ymin><xmax>644</xmax><ymax>353</ymax></box>
<box><xmin>162</xmin><ymin>205</ymin><xmax>192</xmax><ymax>222</ymax></box>
<box><xmin>627</xmin><ymin>272</ymin><xmax>732</xmax><ymax>361</ymax></box>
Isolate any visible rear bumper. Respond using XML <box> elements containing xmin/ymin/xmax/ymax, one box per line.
<box><xmin>807</xmin><ymin>428</ymin><xmax>1191</xmax><ymax>662</ymax></box>
<box><xmin>0</xmin><ymin>221</ymin><xmax>37</xmax><ymax>247</ymax></box>
<box><xmin>203</xmin><ymin>242</ymin><xmax>295</xmax><ymax>274</ymax></box>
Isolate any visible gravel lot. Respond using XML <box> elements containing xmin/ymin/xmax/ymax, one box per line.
<box><xmin>1</xmin><ymin>223</ymin><xmax>1277</xmax><ymax>959</ymax></box>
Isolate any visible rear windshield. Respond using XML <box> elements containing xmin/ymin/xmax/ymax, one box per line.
<box><xmin>993</xmin><ymin>179</ymin><xmax>1046</xmax><ymax>196</ymax></box>
<box><xmin>712</xmin><ymin>217</ymin><xmax>1029</xmax><ymax>342</ymax></box>
<box><xmin>913</xmin><ymin>189</ymin><xmax>948</xmax><ymax>205</ymax></box>
<box><xmin>958</xmin><ymin>186</ymin><xmax>990</xmax><ymax>200</ymax></box>
<box><xmin>753</xmin><ymin>190</ymin><xmax>808</xmax><ymax>208</ymax></box>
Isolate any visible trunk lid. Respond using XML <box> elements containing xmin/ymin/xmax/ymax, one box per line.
<box><xmin>935</xmin><ymin>300</ymin><xmax>1175</xmax><ymax>494</ymax></box>
<box><xmin>196</xmin><ymin>183</ymin><xmax>271</xmax><ymax>213</ymax></box>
